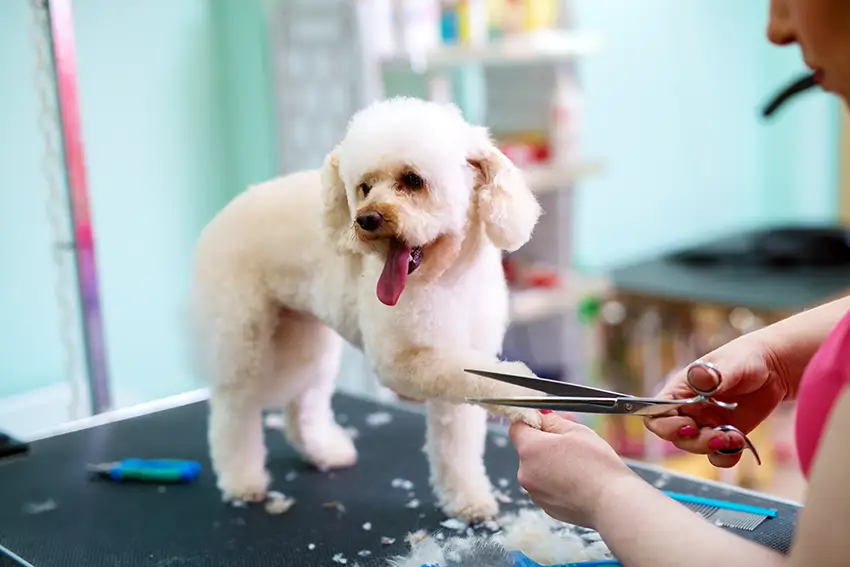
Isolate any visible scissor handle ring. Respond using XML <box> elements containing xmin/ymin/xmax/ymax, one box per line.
<box><xmin>714</xmin><ymin>424</ymin><xmax>762</xmax><ymax>466</ymax></box>
<box><xmin>686</xmin><ymin>360</ymin><xmax>723</xmax><ymax>397</ymax></box>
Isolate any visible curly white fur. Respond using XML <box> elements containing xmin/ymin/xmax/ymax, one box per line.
<box><xmin>191</xmin><ymin>96</ymin><xmax>544</xmax><ymax>522</ymax></box>
<box><xmin>388</xmin><ymin>509</ymin><xmax>614</xmax><ymax>567</ymax></box>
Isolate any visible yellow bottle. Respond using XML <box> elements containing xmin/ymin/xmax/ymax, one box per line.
<box><xmin>458</xmin><ymin>0</ymin><xmax>488</xmax><ymax>45</ymax></box>
<box><xmin>486</xmin><ymin>0</ymin><xmax>507</xmax><ymax>39</ymax></box>
<box><xmin>524</xmin><ymin>0</ymin><xmax>558</xmax><ymax>32</ymax></box>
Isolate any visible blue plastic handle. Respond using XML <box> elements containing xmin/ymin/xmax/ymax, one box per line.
<box><xmin>110</xmin><ymin>458</ymin><xmax>202</xmax><ymax>482</ymax></box>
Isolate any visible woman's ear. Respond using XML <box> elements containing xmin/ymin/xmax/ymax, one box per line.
<box><xmin>467</xmin><ymin>127</ymin><xmax>542</xmax><ymax>252</ymax></box>
<box><xmin>320</xmin><ymin>146</ymin><xmax>355</xmax><ymax>254</ymax></box>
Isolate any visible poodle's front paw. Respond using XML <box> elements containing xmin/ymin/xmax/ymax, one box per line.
<box><xmin>293</xmin><ymin>423</ymin><xmax>358</xmax><ymax>472</ymax></box>
<box><xmin>484</xmin><ymin>404</ymin><xmax>542</xmax><ymax>429</ymax></box>
<box><xmin>217</xmin><ymin>467</ymin><xmax>271</xmax><ymax>503</ymax></box>
<box><xmin>441</xmin><ymin>490</ymin><xmax>500</xmax><ymax>524</ymax></box>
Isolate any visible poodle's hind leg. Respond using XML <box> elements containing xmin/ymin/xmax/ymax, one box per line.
<box><xmin>425</xmin><ymin>400</ymin><xmax>498</xmax><ymax>523</ymax></box>
<box><xmin>275</xmin><ymin>313</ymin><xmax>357</xmax><ymax>471</ymax></box>
<box><xmin>206</xmin><ymin>309</ymin><xmax>277</xmax><ymax>503</ymax></box>
<box><xmin>209</xmin><ymin>386</ymin><xmax>270</xmax><ymax>502</ymax></box>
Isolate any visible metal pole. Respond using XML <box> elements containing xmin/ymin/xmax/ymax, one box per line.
<box><xmin>43</xmin><ymin>0</ymin><xmax>113</xmax><ymax>414</ymax></box>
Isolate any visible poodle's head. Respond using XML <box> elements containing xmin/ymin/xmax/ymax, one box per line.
<box><xmin>320</xmin><ymin>96</ymin><xmax>541</xmax><ymax>306</ymax></box>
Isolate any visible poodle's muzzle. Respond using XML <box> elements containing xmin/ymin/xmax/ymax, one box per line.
<box><xmin>354</xmin><ymin>204</ymin><xmax>423</xmax><ymax>275</ymax></box>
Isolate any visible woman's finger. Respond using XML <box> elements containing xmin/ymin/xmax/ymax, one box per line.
<box><xmin>704</xmin><ymin>428</ymin><xmax>747</xmax><ymax>468</ymax></box>
<box><xmin>708</xmin><ymin>448</ymin><xmax>743</xmax><ymax>468</ymax></box>
<box><xmin>669</xmin><ymin>425</ymin><xmax>723</xmax><ymax>454</ymax></box>
<box><xmin>643</xmin><ymin>414</ymin><xmax>699</xmax><ymax>442</ymax></box>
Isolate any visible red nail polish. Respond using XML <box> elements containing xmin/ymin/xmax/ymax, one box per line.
<box><xmin>678</xmin><ymin>425</ymin><xmax>698</xmax><ymax>438</ymax></box>
<box><xmin>709</xmin><ymin>436</ymin><xmax>728</xmax><ymax>451</ymax></box>
<box><xmin>539</xmin><ymin>409</ymin><xmax>553</xmax><ymax>415</ymax></box>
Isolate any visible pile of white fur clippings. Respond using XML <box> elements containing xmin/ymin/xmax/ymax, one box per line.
<box><xmin>386</xmin><ymin>508</ymin><xmax>613</xmax><ymax>567</ymax></box>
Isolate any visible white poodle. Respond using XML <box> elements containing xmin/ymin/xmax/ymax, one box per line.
<box><xmin>191</xmin><ymin>96</ymin><xmax>545</xmax><ymax>522</ymax></box>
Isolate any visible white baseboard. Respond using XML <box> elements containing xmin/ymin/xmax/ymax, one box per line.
<box><xmin>0</xmin><ymin>383</ymin><xmax>78</xmax><ymax>441</ymax></box>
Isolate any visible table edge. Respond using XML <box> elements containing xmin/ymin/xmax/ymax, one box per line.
<box><xmin>25</xmin><ymin>387</ymin><xmax>803</xmax><ymax>508</ymax></box>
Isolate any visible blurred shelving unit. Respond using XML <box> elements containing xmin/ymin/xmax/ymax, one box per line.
<box><xmin>378</xmin><ymin>29</ymin><xmax>602</xmax><ymax>70</ymax></box>
<box><xmin>524</xmin><ymin>160</ymin><xmax>604</xmax><ymax>195</ymax></box>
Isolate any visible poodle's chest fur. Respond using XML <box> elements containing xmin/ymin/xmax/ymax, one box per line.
<box><xmin>196</xmin><ymin>170</ymin><xmax>512</xmax><ymax>357</ymax></box>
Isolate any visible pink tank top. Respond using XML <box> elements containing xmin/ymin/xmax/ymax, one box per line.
<box><xmin>795</xmin><ymin>307</ymin><xmax>850</xmax><ymax>478</ymax></box>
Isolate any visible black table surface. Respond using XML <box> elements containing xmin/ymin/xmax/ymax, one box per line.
<box><xmin>611</xmin><ymin>230</ymin><xmax>850</xmax><ymax>311</ymax></box>
<box><xmin>0</xmin><ymin>394</ymin><xmax>800</xmax><ymax>566</ymax></box>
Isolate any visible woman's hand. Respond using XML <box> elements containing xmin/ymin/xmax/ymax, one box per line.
<box><xmin>644</xmin><ymin>331</ymin><xmax>793</xmax><ymax>468</ymax></box>
<box><xmin>509</xmin><ymin>412</ymin><xmax>637</xmax><ymax>529</ymax></box>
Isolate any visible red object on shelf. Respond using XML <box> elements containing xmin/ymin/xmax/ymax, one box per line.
<box><xmin>497</xmin><ymin>136</ymin><xmax>550</xmax><ymax>169</ymax></box>
<box><xmin>528</xmin><ymin>272</ymin><xmax>561</xmax><ymax>288</ymax></box>
<box><xmin>503</xmin><ymin>258</ymin><xmax>562</xmax><ymax>289</ymax></box>
<box><xmin>502</xmin><ymin>258</ymin><xmax>518</xmax><ymax>284</ymax></box>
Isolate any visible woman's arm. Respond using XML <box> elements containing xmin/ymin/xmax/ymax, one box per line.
<box><xmin>786</xmin><ymin>388</ymin><xmax>850</xmax><ymax>565</ymax></box>
<box><xmin>593</xmin><ymin>474</ymin><xmax>785</xmax><ymax>567</ymax></box>
<box><xmin>594</xmin><ymin>389</ymin><xmax>850</xmax><ymax>567</ymax></box>
<box><xmin>754</xmin><ymin>295</ymin><xmax>850</xmax><ymax>395</ymax></box>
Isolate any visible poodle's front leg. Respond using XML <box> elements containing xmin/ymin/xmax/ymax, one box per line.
<box><xmin>375</xmin><ymin>347</ymin><xmax>543</xmax><ymax>429</ymax></box>
<box><xmin>425</xmin><ymin>400</ymin><xmax>498</xmax><ymax>523</ymax></box>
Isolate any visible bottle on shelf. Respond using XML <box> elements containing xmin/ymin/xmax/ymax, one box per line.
<box><xmin>458</xmin><ymin>0</ymin><xmax>489</xmax><ymax>45</ymax></box>
<box><xmin>486</xmin><ymin>0</ymin><xmax>507</xmax><ymax>40</ymax></box>
<box><xmin>548</xmin><ymin>72</ymin><xmax>582</xmax><ymax>170</ymax></box>
<box><xmin>502</xmin><ymin>0</ymin><xmax>525</xmax><ymax>36</ymax></box>
<box><xmin>394</xmin><ymin>0</ymin><xmax>440</xmax><ymax>68</ymax></box>
<box><xmin>440</xmin><ymin>0</ymin><xmax>460</xmax><ymax>44</ymax></box>
<box><xmin>524</xmin><ymin>0</ymin><xmax>559</xmax><ymax>32</ymax></box>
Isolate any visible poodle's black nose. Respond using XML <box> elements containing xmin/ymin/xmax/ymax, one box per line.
<box><xmin>356</xmin><ymin>211</ymin><xmax>383</xmax><ymax>232</ymax></box>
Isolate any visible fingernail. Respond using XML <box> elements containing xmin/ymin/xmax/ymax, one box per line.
<box><xmin>677</xmin><ymin>425</ymin><xmax>698</xmax><ymax>438</ymax></box>
<box><xmin>709</xmin><ymin>436</ymin><xmax>728</xmax><ymax>451</ymax></box>
<box><xmin>539</xmin><ymin>409</ymin><xmax>553</xmax><ymax>415</ymax></box>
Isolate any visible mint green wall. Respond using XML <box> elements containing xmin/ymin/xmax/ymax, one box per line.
<box><xmin>0</xmin><ymin>0</ymin><xmax>275</xmax><ymax>402</ymax></box>
<box><xmin>570</xmin><ymin>0</ymin><xmax>839</xmax><ymax>270</ymax></box>
<box><xmin>0</xmin><ymin>2</ymin><xmax>68</xmax><ymax>397</ymax></box>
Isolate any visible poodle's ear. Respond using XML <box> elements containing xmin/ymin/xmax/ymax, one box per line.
<box><xmin>467</xmin><ymin>127</ymin><xmax>542</xmax><ymax>252</ymax></box>
<box><xmin>320</xmin><ymin>146</ymin><xmax>355</xmax><ymax>254</ymax></box>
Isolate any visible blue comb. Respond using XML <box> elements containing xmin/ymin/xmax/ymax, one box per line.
<box><xmin>419</xmin><ymin>555</ymin><xmax>621</xmax><ymax>567</ymax></box>
<box><xmin>662</xmin><ymin>491</ymin><xmax>778</xmax><ymax>530</ymax></box>
<box><xmin>510</xmin><ymin>554</ymin><xmax>621</xmax><ymax>567</ymax></box>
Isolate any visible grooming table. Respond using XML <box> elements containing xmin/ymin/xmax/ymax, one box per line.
<box><xmin>0</xmin><ymin>393</ymin><xmax>800</xmax><ymax>566</ymax></box>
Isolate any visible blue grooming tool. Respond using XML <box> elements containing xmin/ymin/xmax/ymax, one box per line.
<box><xmin>510</xmin><ymin>554</ymin><xmax>621</xmax><ymax>567</ymax></box>
<box><xmin>87</xmin><ymin>458</ymin><xmax>202</xmax><ymax>483</ymax></box>
<box><xmin>419</xmin><ymin>550</ymin><xmax>621</xmax><ymax>567</ymax></box>
<box><xmin>663</xmin><ymin>490</ymin><xmax>778</xmax><ymax>530</ymax></box>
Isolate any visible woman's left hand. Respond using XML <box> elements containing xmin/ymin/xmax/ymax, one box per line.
<box><xmin>509</xmin><ymin>412</ymin><xmax>637</xmax><ymax>529</ymax></box>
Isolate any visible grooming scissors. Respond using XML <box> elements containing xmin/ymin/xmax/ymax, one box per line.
<box><xmin>464</xmin><ymin>360</ymin><xmax>761</xmax><ymax>465</ymax></box>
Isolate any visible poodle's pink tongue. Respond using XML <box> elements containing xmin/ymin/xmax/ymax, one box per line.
<box><xmin>377</xmin><ymin>240</ymin><xmax>410</xmax><ymax>306</ymax></box>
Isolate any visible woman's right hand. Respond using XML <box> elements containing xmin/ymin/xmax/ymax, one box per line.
<box><xmin>644</xmin><ymin>331</ymin><xmax>796</xmax><ymax>468</ymax></box>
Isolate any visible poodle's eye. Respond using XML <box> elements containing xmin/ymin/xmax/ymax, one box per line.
<box><xmin>358</xmin><ymin>182</ymin><xmax>371</xmax><ymax>197</ymax></box>
<box><xmin>401</xmin><ymin>172</ymin><xmax>424</xmax><ymax>190</ymax></box>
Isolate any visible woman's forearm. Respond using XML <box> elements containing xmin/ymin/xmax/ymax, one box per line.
<box><xmin>593</xmin><ymin>473</ymin><xmax>785</xmax><ymax>567</ymax></box>
<box><xmin>751</xmin><ymin>294</ymin><xmax>850</xmax><ymax>395</ymax></box>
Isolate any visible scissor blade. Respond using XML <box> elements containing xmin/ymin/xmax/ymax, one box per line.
<box><xmin>465</xmin><ymin>396</ymin><xmax>627</xmax><ymax>415</ymax></box>
<box><xmin>464</xmin><ymin>369</ymin><xmax>624</xmax><ymax>398</ymax></box>
<box><xmin>466</xmin><ymin>396</ymin><xmax>688</xmax><ymax>417</ymax></box>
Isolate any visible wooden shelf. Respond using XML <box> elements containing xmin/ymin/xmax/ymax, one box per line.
<box><xmin>509</xmin><ymin>273</ymin><xmax>611</xmax><ymax>325</ymax></box>
<box><xmin>380</xmin><ymin>30</ymin><xmax>601</xmax><ymax>72</ymax></box>
<box><xmin>523</xmin><ymin>161</ymin><xmax>605</xmax><ymax>194</ymax></box>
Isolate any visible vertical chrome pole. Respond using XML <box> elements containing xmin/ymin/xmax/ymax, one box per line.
<box><xmin>43</xmin><ymin>0</ymin><xmax>113</xmax><ymax>414</ymax></box>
